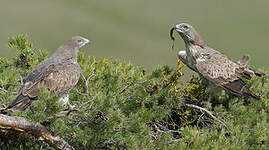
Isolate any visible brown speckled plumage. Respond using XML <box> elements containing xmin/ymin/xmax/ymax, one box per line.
<box><xmin>173</xmin><ymin>23</ymin><xmax>263</xmax><ymax>100</ymax></box>
<box><xmin>7</xmin><ymin>36</ymin><xmax>89</xmax><ymax>111</ymax></box>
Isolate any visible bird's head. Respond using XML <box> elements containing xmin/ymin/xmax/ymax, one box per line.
<box><xmin>53</xmin><ymin>36</ymin><xmax>90</xmax><ymax>59</ymax></box>
<box><xmin>71</xmin><ymin>36</ymin><xmax>90</xmax><ymax>49</ymax></box>
<box><xmin>170</xmin><ymin>23</ymin><xmax>205</xmax><ymax>47</ymax></box>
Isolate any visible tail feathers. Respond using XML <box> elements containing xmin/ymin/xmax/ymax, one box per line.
<box><xmin>237</xmin><ymin>55</ymin><xmax>265</xmax><ymax>78</ymax></box>
<box><xmin>253</xmin><ymin>70</ymin><xmax>265</xmax><ymax>77</ymax></box>
<box><xmin>242</xmin><ymin>68</ymin><xmax>265</xmax><ymax>80</ymax></box>
<box><xmin>222</xmin><ymin>79</ymin><xmax>260</xmax><ymax>100</ymax></box>
<box><xmin>6</xmin><ymin>94</ymin><xmax>35</xmax><ymax>111</ymax></box>
<box><xmin>241</xmin><ymin>86</ymin><xmax>260</xmax><ymax>100</ymax></box>
<box><xmin>238</xmin><ymin>55</ymin><xmax>250</xmax><ymax>66</ymax></box>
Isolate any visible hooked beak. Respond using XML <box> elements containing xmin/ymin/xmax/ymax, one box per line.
<box><xmin>79</xmin><ymin>37</ymin><xmax>90</xmax><ymax>49</ymax></box>
<box><xmin>175</xmin><ymin>24</ymin><xmax>184</xmax><ymax>33</ymax></box>
<box><xmin>83</xmin><ymin>38</ymin><xmax>90</xmax><ymax>45</ymax></box>
<box><xmin>173</xmin><ymin>25</ymin><xmax>191</xmax><ymax>40</ymax></box>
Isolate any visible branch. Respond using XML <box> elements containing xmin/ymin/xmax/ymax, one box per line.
<box><xmin>120</xmin><ymin>80</ymin><xmax>148</xmax><ymax>94</ymax></box>
<box><xmin>183</xmin><ymin>104</ymin><xmax>227</xmax><ymax>128</ymax></box>
<box><xmin>0</xmin><ymin>114</ymin><xmax>75</xmax><ymax>150</ymax></box>
<box><xmin>0</xmin><ymin>87</ymin><xmax>8</xmax><ymax>93</ymax></box>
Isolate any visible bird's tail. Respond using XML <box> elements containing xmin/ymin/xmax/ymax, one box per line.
<box><xmin>242</xmin><ymin>87</ymin><xmax>260</xmax><ymax>100</ymax></box>
<box><xmin>6</xmin><ymin>94</ymin><xmax>35</xmax><ymax>111</ymax></box>
<box><xmin>238</xmin><ymin>55</ymin><xmax>265</xmax><ymax>78</ymax></box>
<box><xmin>222</xmin><ymin>79</ymin><xmax>260</xmax><ymax>100</ymax></box>
<box><xmin>253</xmin><ymin>69</ymin><xmax>265</xmax><ymax>77</ymax></box>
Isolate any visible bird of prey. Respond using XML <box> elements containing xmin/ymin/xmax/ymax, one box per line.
<box><xmin>6</xmin><ymin>36</ymin><xmax>90</xmax><ymax>111</ymax></box>
<box><xmin>178</xmin><ymin>50</ymin><xmax>263</xmax><ymax>78</ymax></box>
<box><xmin>170</xmin><ymin>23</ymin><xmax>263</xmax><ymax>100</ymax></box>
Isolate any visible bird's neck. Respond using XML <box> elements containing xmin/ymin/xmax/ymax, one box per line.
<box><xmin>185</xmin><ymin>42</ymin><xmax>203</xmax><ymax>63</ymax></box>
<box><xmin>53</xmin><ymin>46</ymin><xmax>79</xmax><ymax>62</ymax></box>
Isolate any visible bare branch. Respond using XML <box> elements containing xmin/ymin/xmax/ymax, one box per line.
<box><xmin>0</xmin><ymin>87</ymin><xmax>8</xmax><ymax>93</ymax></box>
<box><xmin>81</xmin><ymin>66</ymin><xmax>95</xmax><ymax>94</ymax></box>
<box><xmin>0</xmin><ymin>87</ymin><xmax>17</xmax><ymax>95</ymax></box>
<box><xmin>0</xmin><ymin>114</ymin><xmax>75</xmax><ymax>150</ymax></box>
<box><xmin>19</xmin><ymin>73</ymin><xmax>24</xmax><ymax>86</ymax></box>
<box><xmin>120</xmin><ymin>80</ymin><xmax>148</xmax><ymax>94</ymax></box>
<box><xmin>120</xmin><ymin>83</ymin><xmax>133</xmax><ymax>94</ymax></box>
<box><xmin>183</xmin><ymin>103</ymin><xmax>227</xmax><ymax>128</ymax></box>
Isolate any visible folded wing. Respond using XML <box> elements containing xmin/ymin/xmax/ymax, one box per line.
<box><xmin>7</xmin><ymin>59</ymin><xmax>81</xmax><ymax>111</ymax></box>
<box><xmin>196</xmin><ymin>50</ymin><xmax>260</xmax><ymax>100</ymax></box>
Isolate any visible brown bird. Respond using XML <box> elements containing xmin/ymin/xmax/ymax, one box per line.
<box><xmin>178</xmin><ymin>50</ymin><xmax>264</xmax><ymax>78</ymax></box>
<box><xmin>170</xmin><ymin>23</ymin><xmax>263</xmax><ymax>100</ymax></box>
<box><xmin>6</xmin><ymin>36</ymin><xmax>90</xmax><ymax>111</ymax></box>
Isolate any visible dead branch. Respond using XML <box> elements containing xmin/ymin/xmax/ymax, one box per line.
<box><xmin>183</xmin><ymin>104</ymin><xmax>227</xmax><ymax>128</ymax></box>
<box><xmin>0</xmin><ymin>114</ymin><xmax>75</xmax><ymax>150</ymax></box>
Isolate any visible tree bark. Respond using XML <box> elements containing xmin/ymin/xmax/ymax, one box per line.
<box><xmin>0</xmin><ymin>114</ymin><xmax>75</xmax><ymax>150</ymax></box>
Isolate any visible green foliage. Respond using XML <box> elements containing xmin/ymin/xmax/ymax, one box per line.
<box><xmin>8</xmin><ymin>34</ymin><xmax>48</xmax><ymax>70</ymax></box>
<box><xmin>0</xmin><ymin>35</ymin><xmax>268</xmax><ymax>149</ymax></box>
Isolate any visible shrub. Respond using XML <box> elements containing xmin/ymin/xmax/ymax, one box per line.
<box><xmin>0</xmin><ymin>35</ymin><xmax>268</xmax><ymax>150</ymax></box>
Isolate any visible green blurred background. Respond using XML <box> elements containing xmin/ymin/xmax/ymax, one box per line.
<box><xmin>0</xmin><ymin>0</ymin><xmax>268</xmax><ymax>69</ymax></box>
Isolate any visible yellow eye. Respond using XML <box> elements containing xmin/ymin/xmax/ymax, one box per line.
<box><xmin>183</xmin><ymin>26</ymin><xmax>189</xmax><ymax>31</ymax></box>
<box><xmin>77</xmin><ymin>40</ymin><xmax>82</xmax><ymax>44</ymax></box>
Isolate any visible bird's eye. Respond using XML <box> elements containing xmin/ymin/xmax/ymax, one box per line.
<box><xmin>183</xmin><ymin>26</ymin><xmax>189</xmax><ymax>31</ymax></box>
<box><xmin>77</xmin><ymin>40</ymin><xmax>82</xmax><ymax>44</ymax></box>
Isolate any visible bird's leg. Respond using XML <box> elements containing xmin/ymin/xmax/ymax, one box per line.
<box><xmin>59</xmin><ymin>93</ymin><xmax>71</xmax><ymax>107</ymax></box>
<box><xmin>209</xmin><ymin>85</ymin><xmax>230</xmax><ymax>111</ymax></box>
<box><xmin>29</xmin><ymin>105</ymin><xmax>35</xmax><ymax>113</ymax></box>
<box><xmin>243</xmin><ymin>97</ymin><xmax>251</xmax><ymax>106</ymax></box>
<box><xmin>207</xmin><ymin>83</ymin><xmax>217</xmax><ymax>110</ymax></box>
<box><xmin>223</xmin><ymin>94</ymin><xmax>230</xmax><ymax>111</ymax></box>
<box><xmin>211</xmin><ymin>89</ymin><xmax>231</xmax><ymax>111</ymax></box>
<box><xmin>59</xmin><ymin>93</ymin><xmax>69</xmax><ymax>105</ymax></box>
<box><xmin>59</xmin><ymin>93</ymin><xmax>75</xmax><ymax>109</ymax></box>
<box><xmin>210</xmin><ymin>92</ymin><xmax>218</xmax><ymax>111</ymax></box>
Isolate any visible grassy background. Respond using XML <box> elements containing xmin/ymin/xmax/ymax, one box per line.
<box><xmin>0</xmin><ymin>0</ymin><xmax>268</xmax><ymax>69</ymax></box>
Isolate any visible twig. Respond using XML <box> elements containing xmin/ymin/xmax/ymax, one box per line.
<box><xmin>74</xmin><ymin>88</ymin><xmax>88</xmax><ymax>96</ymax></box>
<box><xmin>0</xmin><ymin>87</ymin><xmax>8</xmax><ymax>93</ymax></box>
<box><xmin>19</xmin><ymin>73</ymin><xmax>24</xmax><ymax>86</ymax></box>
<box><xmin>55</xmin><ymin>109</ymin><xmax>79</xmax><ymax>118</ymax></box>
<box><xmin>120</xmin><ymin>83</ymin><xmax>133</xmax><ymax>94</ymax></box>
<box><xmin>0</xmin><ymin>87</ymin><xmax>17</xmax><ymax>95</ymax></box>
<box><xmin>183</xmin><ymin>103</ymin><xmax>227</xmax><ymax>128</ymax></box>
<box><xmin>1</xmin><ymin>103</ymin><xmax>6</xmax><ymax>108</ymax></box>
<box><xmin>120</xmin><ymin>80</ymin><xmax>148</xmax><ymax>94</ymax></box>
<box><xmin>78</xmin><ymin>97</ymin><xmax>95</xmax><ymax>109</ymax></box>
<box><xmin>0</xmin><ymin>114</ymin><xmax>75</xmax><ymax>150</ymax></box>
<box><xmin>81</xmin><ymin>67</ymin><xmax>95</xmax><ymax>94</ymax></box>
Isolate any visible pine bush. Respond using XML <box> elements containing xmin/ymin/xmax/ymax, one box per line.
<box><xmin>0</xmin><ymin>35</ymin><xmax>268</xmax><ymax>150</ymax></box>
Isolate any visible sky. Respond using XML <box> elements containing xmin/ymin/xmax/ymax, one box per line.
<box><xmin>0</xmin><ymin>0</ymin><xmax>268</xmax><ymax>69</ymax></box>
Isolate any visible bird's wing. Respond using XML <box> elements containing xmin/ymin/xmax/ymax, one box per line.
<box><xmin>21</xmin><ymin>58</ymin><xmax>80</xmax><ymax>96</ymax></box>
<box><xmin>196</xmin><ymin>50</ymin><xmax>259</xmax><ymax>99</ymax></box>
<box><xmin>196</xmin><ymin>51</ymin><xmax>240</xmax><ymax>85</ymax></box>
<box><xmin>19</xmin><ymin>58</ymin><xmax>59</xmax><ymax>98</ymax></box>
<box><xmin>40</xmin><ymin>61</ymin><xmax>81</xmax><ymax>94</ymax></box>
<box><xmin>8</xmin><ymin>60</ymin><xmax>81</xmax><ymax>110</ymax></box>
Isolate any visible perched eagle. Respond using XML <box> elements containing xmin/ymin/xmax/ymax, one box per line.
<box><xmin>178</xmin><ymin>51</ymin><xmax>263</xmax><ymax>78</ymax></box>
<box><xmin>6</xmin><ymin>36</ymin><xmax>90</xmax><ymax>111</ymax></box>
<box><xmin>170</xmin><ymin>23</ymin><xmax>263</xmax><ymax>100</ymax></box>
